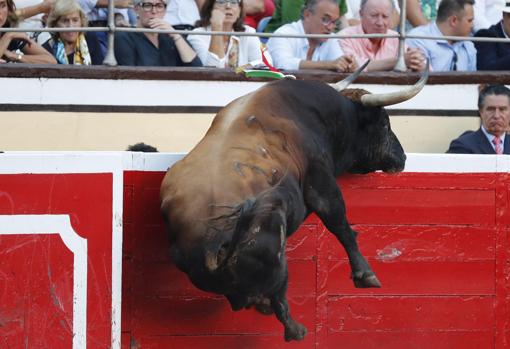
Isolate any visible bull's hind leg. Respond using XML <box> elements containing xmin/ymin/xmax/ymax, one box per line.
<box><xmin>270</xmin><ymin>263</ymin><xmax>307</xmax><ymax>341</ymax></box>
<box><xmin>304</xmin><ymin>162</ymin><xmax>380</xmax><ymax>288</ymax></box>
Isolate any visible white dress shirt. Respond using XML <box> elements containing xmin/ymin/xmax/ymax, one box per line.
<box><xmin>266</xmin><ymin>20</ymin><xmax>345</xmax><ymax>71</ymax></box>
<box><xmin>187</xmin><ymin>25</ymin><xmax>263</xmax><ymax>68</ymax></box>
<box><xmin>164</xmin><ymin>0</ymin><xmax>200</xmax><ymax>26</ymax></box>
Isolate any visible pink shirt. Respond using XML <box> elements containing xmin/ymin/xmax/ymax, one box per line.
<box><xmin>338</xmin><ymin>24</ymin><xmax>400</xmax><ymax>68</ymax></box>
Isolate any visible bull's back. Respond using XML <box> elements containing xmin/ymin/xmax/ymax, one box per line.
<box><xmin>160</xmin><ymin>86</ymin><xmax>308</xmax><ymax>238</ymax></box>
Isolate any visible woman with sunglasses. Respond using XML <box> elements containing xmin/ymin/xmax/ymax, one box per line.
<box><xmin>0</xmin><ymin>0</ymin><xmax>56</xmax><ymax>63</ymax></box>
<box><xmin>114</xmin><ymin>0</ymin><xmax>201</xmax><ymax>66</ymax></box>
<box><xmin>187</xmin><ymin>0</ymin><xmax>264</xmax><ymax>68</ymax></box>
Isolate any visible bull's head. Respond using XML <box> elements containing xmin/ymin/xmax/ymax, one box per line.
<box><xmin>332</xmin><ymin>61</ymin><xmax>429</xmax><ymax>174</ymax></box>
<box><xmin>203</xmin><ymin>193</ymin><xmax>291</xmax><ymax>310</ymax></box>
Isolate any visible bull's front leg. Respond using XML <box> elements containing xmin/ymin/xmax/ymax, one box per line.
<box><xmin>304</xmin><ymin>162</ymin><xmax>380</xmax><ymax>288</ymax></box>
<box><xmin>270</xmin><ymin>262</ymin><xmax>307</xmax><ymax>341</ymax></box>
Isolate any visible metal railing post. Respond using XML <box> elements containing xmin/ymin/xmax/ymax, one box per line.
<box><xmin>394</xmin><ymin>0</ymin><xmax>407</xmax><ymax>72</ymax></box>
<box><xmin>103</xmin><ymin>0</ymin><xmax>118</xmax><ymax>66</ymax></box>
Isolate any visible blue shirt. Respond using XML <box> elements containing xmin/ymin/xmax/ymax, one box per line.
<box><xmin>407</xmin><ymin>22</ymin><xmax>477</xmax><ymax>71</ymax></box>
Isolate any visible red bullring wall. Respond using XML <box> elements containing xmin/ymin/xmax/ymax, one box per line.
<box><xmin>1</xmin><ymin>152</ymin><xmax>509</xmax><ymax>349</ymax></box>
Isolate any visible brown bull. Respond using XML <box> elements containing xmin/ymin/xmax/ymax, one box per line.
<box><xmin>160</xmin><ymin>63</ymin><xmax>429</xmax><ymax>341</ymax></box>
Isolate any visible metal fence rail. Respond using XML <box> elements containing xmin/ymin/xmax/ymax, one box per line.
<box><xmin>1</xmin><ymin>1</ymin><xmax>509</xmax><ymax>68</ymax></box>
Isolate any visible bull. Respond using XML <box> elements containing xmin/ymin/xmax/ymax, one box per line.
<box><xmin>160</xmin><ymin>63</ymin><xmax>428</xmax><ymax>341</ymax></box>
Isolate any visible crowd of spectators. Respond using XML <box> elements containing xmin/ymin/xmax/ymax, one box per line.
<box><xmin>1</xmin><ymin>0</ymin><xmax>510</xmax><ymax>70</ymax></box>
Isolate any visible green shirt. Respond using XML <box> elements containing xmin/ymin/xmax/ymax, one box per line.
<box><xmin>264</xmin><ymin>0</ymin><xmax>348</xmax><ymax>33</ymax></box>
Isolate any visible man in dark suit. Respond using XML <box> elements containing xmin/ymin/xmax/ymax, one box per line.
<box><xmin>447</xmin><ymin>84</ymin><xmax>510</xmax><ymax>154</ymax></box>
<box><xmin>475</xmin><ymin>3</ymin><xmax>510</xmax><ymax>70</ymax></box>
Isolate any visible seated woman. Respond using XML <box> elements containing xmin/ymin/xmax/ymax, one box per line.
<box><xmin>42</xmin><ymin>0</ymin><xmax>104</xmax><ymax>65</ymax></box>
<box><xmin>187</xmin><ymin>0</ymin><xmax>263</xmax><ymax>68</ymax></box>
<box><xmin>0</xmin><ymin>0</ymin><xmax>56</xmax><ymax>63</ymax></box>
<box><xmin>114</xmin><ymin>0</ymin><xmax>201</xmax><ymax>66</ymax></box>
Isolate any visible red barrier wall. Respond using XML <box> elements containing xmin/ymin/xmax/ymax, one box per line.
<box><xmin>122</xmin><ymin>169</ymin><xmax>510</xmax><ymax>349</ymax></box>
<box><xmin>1</xmin><ymin>153</ymin><xmax>508</xmax><ymax>349</ymax></box>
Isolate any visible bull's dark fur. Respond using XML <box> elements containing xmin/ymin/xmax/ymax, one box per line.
<box><xmin>160</xmin><ymin>78</ymin><xmax>407</xmax><ymax>341</ymax></box>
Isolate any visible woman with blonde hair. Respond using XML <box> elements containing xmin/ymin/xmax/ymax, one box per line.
<box><xmin>42</xmin><ymin>0</ymin><xmax>103</xmax><ymax>64</ymax></box>
<box><xmin>0</xmin><ymin>0</ymin><xmax>56</xmax><ymax>63</ymax></box>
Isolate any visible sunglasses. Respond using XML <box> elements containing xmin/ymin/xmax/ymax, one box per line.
<box><xmin>139</xmin><ymin>2</ymin><xmax>167</xmax><ymax>11</ymax></box>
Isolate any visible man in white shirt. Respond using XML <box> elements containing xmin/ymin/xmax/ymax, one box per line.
<box><xmin>266</xmin><ymin>0</ymin><xmax>357</xmax><ymax>71</ymax></box>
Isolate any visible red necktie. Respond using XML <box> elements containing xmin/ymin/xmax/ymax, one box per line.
<box><xmin>493</xmin><ymin>136</ymin><xmax>503</xmax><ymax>154</ymax></box>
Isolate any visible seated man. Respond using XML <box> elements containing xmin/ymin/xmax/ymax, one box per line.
<box><xmin>447</xmin><ymin>84</ymin><xmax>510</xmax><ymax>154</ymax></box>
<box><xmin>474</xmin><ymin>3</ymin><xmax>510</xmax><ymax>70</ymax></box>
<box><xmin>114</xmin><ymin>0</ymin><xmax>202</xmax><ymax>66</ymax></box>
<box><xmin>264</xmin><ymin>0</ymin><xmax>347</xmax><ymax>33</ymax></box>
<box><xmin>266</xmin><ymin>0</ymin><xmax>357</xmax><ymax>72</ymax></box>
<box><xmin>339</xmin><ymin>0</ymin><xmax>426</xmax><ymax>72</ymax></box>
<box><xmin>407</xmin><ymin>0</ymin><xmax>476</xmax><ymax>71</ymax></box>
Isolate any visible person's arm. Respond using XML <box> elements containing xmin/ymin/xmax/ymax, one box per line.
<box><xmin>148</xmin><ymin>18</ymin><xmax>199</xmax><ymax>63</ymax></box>
<box><xmin>15</xmin><ymin>0</ymin><xmax>53</xmax><ymax>20</ymax></box>
<box><xmin>208</xmin><ymin>7</ymin><xmax>226</xmax><ymax>61</ymax></box>
<box><xmin>243</xmin><ymin>0</ymin><xmax>265</xmax><ymax>15</ymax></box>
<box><xmin>19</xmin><ymin>40</ymin><xmax>56</xmax><ymax>63</ymax></box>
<box><xmin>95</xmin><ymin>0</ymin><xmax>132</xmax><ymax>8</ymax></box>
<box><xmin>298</xmin><ymin>55</ymin><xmax>356</xmax><ymax>72</ymax></box>
<box><xmin>406</xmin><ymin>0</ymin><xmax>428</xmax><ymax>27</ymax></box>
<box><xmin>446</xmin><ymin>138</ymin><xmax>474</xmax><ymax>154</ymax></box>
<box><xmin>187</xmin><ymin>29</ymin><xmax>224</xmax><ymax>67</ymax></box>
<box><xmin>0</xmin><ymin>32</ymin><xmax>56</xmax><ymax>63</ymax></box>
<box><xmin>195</xmin><ymin>0</ymin><xmax>205</xmax><ymax>11</ymax></box>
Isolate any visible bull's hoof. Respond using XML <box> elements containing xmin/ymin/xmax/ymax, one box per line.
<box><xmin>284</xmin><ymin>321</ymin><xmax>307</xmax><ymax>342</ymax></box>
<box><xmin>352</xmin><ymin>273</ymin><xmax>381</xmax><ymax>288</ymax></box>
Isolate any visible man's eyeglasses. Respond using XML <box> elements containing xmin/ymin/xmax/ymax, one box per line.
<box><xmin>321</xmin><ymin>16</ymin><xmax>341</xmax><ymax>29</ymax></box>
<box><xmin>215</xmin><ymin>0</ymin><xmax>241</xmax><ymax>6</ymax></box>
<box><xmin>139</xmin><ymin>2</ymin><xmax>167</xmax><ymax>12</ymax></box>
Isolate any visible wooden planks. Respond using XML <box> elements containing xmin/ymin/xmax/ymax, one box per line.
<box><xmin>122</xmin><ymin>171</ymin><xmax>510</xmax><ymax>349</ymax></box>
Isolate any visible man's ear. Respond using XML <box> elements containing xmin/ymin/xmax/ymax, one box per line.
<box><xmin>303</xmin><ymin>8</ymin><xmax>312</xmax><ymax>20</ymax></box>
<box><xmin>449</xmin><ymin>14</ymin><xmax>459</xmax><ymax>28</ymax></box>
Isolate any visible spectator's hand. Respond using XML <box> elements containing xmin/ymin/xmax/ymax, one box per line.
<box><xmin>4</xmin><ymin>32</ymin><xmax>34</xmax><ymax>47</ymax></box>
<box><xmin>148</xmin><ymin>18</ymin><xmax>172</xmax><ymax>31</ymax></box>
<box><xmin>331</xmin><ymin>55</ymin><xmax>357</xmax><ymax>72</ymax></box>
<box><xmin>41</xmin><ymin>0</ymin><xmax>55</xmax><ymax>13</ymax></box>
<box><xmin>405</xmin><ymin>47</ymin><xmax>427</xmax><ymax>72</ymax></box>
<box><xmin>3</xmin><ymin>50</ymin><xmax>21</xmax><ymax>62</ymax></box>
<box><xmin>210</xmin><ymin>6</ymin><xmax>225</xmax><ymax>30</ymax></box>
<box><xmin>115</xmin><ymin>13</ymin><xmax>130</xmax><ymax>27</ymax></box>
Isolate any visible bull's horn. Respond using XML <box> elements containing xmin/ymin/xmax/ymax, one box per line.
<box><xmin>332</xmin><ymin>60</ymin><xmax>370</xmax><ymax>91</ymax></box>
<box><xmin>360</xmin><ymin>60</ymin><xmax>429</xmax><ymax>107</ymax></box>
